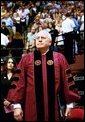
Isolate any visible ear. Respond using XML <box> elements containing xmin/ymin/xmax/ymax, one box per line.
<box><xmin>48</xmin><ymin>40</ymin><xmax>52</xmax><ymax>46</ymax></box>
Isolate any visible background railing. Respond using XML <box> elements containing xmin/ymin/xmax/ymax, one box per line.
<box><xmin>1</xmin><ymin>30</ymin><xmax>84</xmax><ymax>59</ymax></box>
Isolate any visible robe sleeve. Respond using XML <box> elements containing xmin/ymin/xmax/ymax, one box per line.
<box><xmin>7</xmin><ymin>55</ymin><xmax>28</xmax><ymax>103</ymax></box>
<box><xmin>59</xmin><ymin>53</ymin><xmax>80</xmax><ymax>104</ymax></box>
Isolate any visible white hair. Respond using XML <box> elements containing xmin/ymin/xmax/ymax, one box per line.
<box><xmin>35</xmin><ymin>29</ymin><xmax>52</xmax><ymax>41</ymax></box>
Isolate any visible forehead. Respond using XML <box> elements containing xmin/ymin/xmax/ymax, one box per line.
<box><xmin>31</xmin><ymin>27</ymin><xmax>35</xmax><ymax>30</ymax></box>
<box><xmin>8</xmin><ymin>58</ymin><xmax>13</xmax><ymax>62</ymax></box>
<box><xmin>36</xmin><ymin>30</ymin><xmax>51</xmax><ymax>40</ymax></box>
<box><xmin>36</xmin><ymin>32</ymin><xmax>48</xmax><ymax>39</ymax></box>
<box><xmin>36</xmin><ymin>34</ymin><xmax>47</xmax><ymax>38</ymax></box>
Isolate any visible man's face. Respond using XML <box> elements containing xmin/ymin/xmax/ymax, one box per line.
<box><xmin>36</xmin><ymin>35</ymin><xmax>51</xmax><ymax>49</ymax></box>
<box><xmin>31</xmin><ymin>27</ymin><xmax>36</xmax><ymax>34</ymax></box>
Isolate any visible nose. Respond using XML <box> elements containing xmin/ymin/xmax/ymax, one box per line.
<box><xmin>38</xmin><ymin>37</ymin><xmax>42</xmax><ymax>42</ymax></box>
<box><xmin>39</xmin><ymin>40</ymin><xmax>42</xmax><ymax>42</ymax></box>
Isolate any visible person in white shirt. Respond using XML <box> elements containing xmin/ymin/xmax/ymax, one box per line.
<box><xmin>1</xmin><ymin>33</ymin><xmax>9</xmax><ymax>57</ymax></box>
<box><xmin>1</xmin><ymin>33</ymin><xmax>9</xmax><ymax>46</ymax></box>
<box><xmin>62</xmin><ymin>12</ymin><xmax>76</xmax><ymax>64</ymax></box>
<box><xmin>13</xmin><ymin>11</ymin><xmax>21</xmax><ymax>34</ymax></box>
<box><xmin>19</xmin><ymin>7</ymin><xmax>27</xmax><ymax>34</ymax></box>
<box><xmin>25</xmin><ymin>26</ymin><xmax>36</xmax><ymax>52</ymax></box>
<box><xmin>62</xmin><ymin>13</ymin><xmax>75</xmax><ymax>34</ymax></box>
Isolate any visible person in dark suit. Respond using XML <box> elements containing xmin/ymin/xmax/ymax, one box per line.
<box><xmin>0</xmin><ymin>56</ymin><xmax>16</xmax><ymax>121</ymax></box>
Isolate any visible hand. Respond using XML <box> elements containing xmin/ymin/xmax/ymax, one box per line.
<box><xmin>14</xmin><ymin>108</ymin><xmax>23</xmax><ymax>121</ymax></box>
<box><xmin>64</xmin><ymin>108</ymin><xmax>72</xmax><ymax>117</ymax></box>
<box><xmin>3</xmin><ymin>99</ymin><xmax>11</xmax><ymax>107</ymax></box>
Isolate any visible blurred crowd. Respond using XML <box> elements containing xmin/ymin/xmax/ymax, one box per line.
<box><xmin>1</xmin><ymin>1</ymin><xmax>84</xmax><ymax>64</ymax></box>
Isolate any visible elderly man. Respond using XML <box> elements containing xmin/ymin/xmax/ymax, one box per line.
<box><xmin>7</xmin><ymin>30</ymin><xmax>80</xmax><ymax>121</ymax></box>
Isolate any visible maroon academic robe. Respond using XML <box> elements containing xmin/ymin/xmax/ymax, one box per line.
<box><xmin>7</xmin><ymin>50</ymin><xmax>80</xmax><ymax>121</ymax></box>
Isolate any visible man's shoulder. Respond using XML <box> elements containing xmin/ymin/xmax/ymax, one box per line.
<box><xmin>53</xmin><ymin>51</ymin><xmax>63</xmax><ymax>55</ymax></box>
<box><xmin>53</xmin><ymin>51</ymin><xmax>65</xmax><ymax>59</ymax></box>
<box><xmin>53</xmin><ymin>51</ymin><xmax>69</xmax><ymax>65</ymax></box>
<box><xmin>19</xmin><ymin>52</ymin><xmax>34</xmax><ymax>65</ymax></box>
<box><xmin>22</xmin><ymin>52</ymin><xmax>34</xmax><ymax>58</ymax></box>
